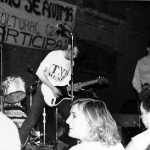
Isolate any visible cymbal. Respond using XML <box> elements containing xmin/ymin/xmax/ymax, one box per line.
<box><xmin>4</xmin><ymin>92</ymin><xmax>26</xmax><ymax>104</ymax></box>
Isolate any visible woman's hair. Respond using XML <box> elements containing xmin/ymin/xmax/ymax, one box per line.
<box><xmin>70</xmin><ymin>98</ymin><xmax>121</xmax><ymax>146</ymax></box>
<box><xmin>141</xmin><ymin>95</ymin><xmax>150</xmax><ymax>112</ymax></box>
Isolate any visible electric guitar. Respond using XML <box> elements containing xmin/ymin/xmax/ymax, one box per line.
<box><xmin>41</xmin><ymin>77</ymin><xmax>109</xmax><ymax>106</ymax></box>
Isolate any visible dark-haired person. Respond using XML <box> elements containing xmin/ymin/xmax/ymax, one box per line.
<box><xmin>19</xmin><ymin>40</ymin><xmax>79</xmax><ymax>147</ymax></box>
<box><xmin>66</xmin><ymin>98</ymin><xmax>125</xmax><ymax>150</ymax></box>
<box><xmin>132</xmin><ymin>40</ymin><xmax>150</xmax><ymax>100</ymax></box>
<box><xmin>126</xmin><ymin>95</ymin><xmax>150</xmax><ymax>150</ymax></box>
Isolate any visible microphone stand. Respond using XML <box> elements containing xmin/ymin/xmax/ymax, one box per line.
<box><xmin>53</xmin><ymin>25</ymin><xmax>77</xmax><ymax>149</ymax></box>
<box><xmin>0</xmin><ymin>42</ymin><xmax>4</xmax><ymax>113</ymax></box>
<box><xmin>0</xmin><ymin>25</ymin><xmax>6</xmax><ymax>113</ymax></box>
<box><xmin>57</xmin><ymin>25</ymin><xmax>75</xmax><ymax>101</ymax></box>
<box><xmin>70</xmin><ymin>32</ymin><xmax>74</xmax><ymax>101</ymax></box>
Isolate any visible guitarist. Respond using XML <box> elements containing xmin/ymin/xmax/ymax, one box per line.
<box><xmin>132</xmin><ymin>40</ymin><xmax>150</xmax><ymax>131</ymax></box>
<box><xmin>19</xmin><ymin>39</ymin><xmax>79</xmax><ymax>147</ymax></box>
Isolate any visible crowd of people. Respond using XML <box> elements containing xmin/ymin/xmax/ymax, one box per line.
<box><xmin>1</xmin><ymin>39</ymin><xmax>150</xmax><ymax>150</ymax></box>
<box><xmin>1</xmin><ymin>95</ymin><xmax>150</xmax><ymax>150</ymax></box>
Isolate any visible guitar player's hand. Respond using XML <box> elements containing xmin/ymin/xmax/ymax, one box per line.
<box><xmin>51</xmin><ymin>86</ymin><xmax>62</xmax><ymax>98</ymax></box>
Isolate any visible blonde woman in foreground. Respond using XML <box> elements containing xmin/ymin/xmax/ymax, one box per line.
<box><xmin>66</xmin><ymin>98</ymin><xmax>125</xmax><ymax>150</ymax></box>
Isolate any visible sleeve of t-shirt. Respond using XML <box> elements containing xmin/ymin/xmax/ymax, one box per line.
<box><xmin>132</xmin><ymin>60</ymin><xmax>142</xmax><ymax>93</ymax></box>
<box><xmin>40</xmin><ymin>52</ymin><xmax>54</xmax><ymax>69</ymax></box>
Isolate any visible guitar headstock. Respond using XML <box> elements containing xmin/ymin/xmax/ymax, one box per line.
<box><xmin>97</xmin><ymin>77</ymin><xmax>109</xmax><ymax>85</ymax></box>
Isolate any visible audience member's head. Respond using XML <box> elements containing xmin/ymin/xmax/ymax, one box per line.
<box><xmin>66</xmin><ymin>98</ymin><xmax>121</xmax><ymax>146</ymax></box>
<box><xmin>140</xmin><ymin>95</ymin><xmax>150</xmax><ymax>129</ymax></box>
<box><xmin>126</xmin><ymin>95</ymin><xmax>150</xmax><ymax>150</ymax></box>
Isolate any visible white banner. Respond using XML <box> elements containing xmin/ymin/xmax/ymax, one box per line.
<box><xmin>0</xmin><ymin>0</ymin><xmax>77</xmax><ymax>50</ymax></box>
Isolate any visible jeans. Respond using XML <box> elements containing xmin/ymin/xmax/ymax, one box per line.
<box><xmin>19</xmin><ymin>84</ymin><xmax>45</xmax><ymax>145</ymax></box>
<box><xmin>19</xmin><ymin>84</ymin><xmax>71</xmax><ymax>146</ymax></box>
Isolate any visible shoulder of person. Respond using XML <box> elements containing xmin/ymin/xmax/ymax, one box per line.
<box><xmin>133</xmin><ymin>129</ymin><xmax>150</xmax><ymax>139</ymax></box>
<box><xmin>139</xmin><ymin>55</ymin><xmax>149</xmax><ymax>62</ymax></box>
<box><xmin>47</xmin><ymin>50</ymin><xmax>62</xmax><ymax>56</ymax></box>
<box><xmin>69</xmin><ymin>142</ymin><xmax>104</xmax><ymax>150</ymax></box>
<box><xmin>69</xmin><ymin>145</ymin><xmax>79</xmax><ymax>150</ymax></box>
<box><xmin>111</xmin><ymin>143</ymin><xmax>125</xmax><ymax>150</ymax></box>
<box><xmin>136</xmin><ymin>57</ymin><xmax>146</xmax><ymax>66</ymax></box>
<box><xmin>69</xmin><ymin>143</ymin><xmax>87</xmax><ymax>150</ymax></box>
<box><xmin>0</xmin><ymin>112</ymin><xmax>17</xmax><ymax>128</ymax></box>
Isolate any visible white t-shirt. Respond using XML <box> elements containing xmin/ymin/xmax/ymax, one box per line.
<box><xmin>131</xmin><ymin>129</ymin><xmax>150</xmax><ymax>150</ymax></box>
<box><xmin>38</xmin><ymin>50</ymin><xmax>72</xmax><ymax>106</ymax></box>
<box><xmin>132</xmin><ymin>55</ymin><xmax>150</xmax><ymax>93</ymax></box>
<box><xmin>69</xmin><ymin>142</ymin><xmax>125</xmax><ymax>150</ymax></box>
<box><xmin>39</xmin><ymin>50</ymin><xmax>72</xmax><ymax>86</ymax></box>
<box><xmin>0</xmin><ymin>112</ymin><xmax>21</xmax><ymax>150</ymax></box>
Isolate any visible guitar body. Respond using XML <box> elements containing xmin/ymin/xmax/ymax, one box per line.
<box><xmin>41</xmin><ymin>77</ymin><xmax>108</xmax><ymax>106</ymax></box>
<box><xmin>41</xmin><ymin>84</ymin><xmax>71</xmax><ymax>106</ymax></box>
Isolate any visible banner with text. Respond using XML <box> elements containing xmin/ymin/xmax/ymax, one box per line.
<box><xmin>0</xmin><ymin>0</ymin><xmax>77</xmax><ymax>50</ymax></box>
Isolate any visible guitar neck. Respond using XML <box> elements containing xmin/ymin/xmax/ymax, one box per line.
<box><xmin>74</xmin><ymin>79</ymin><xmax>97</xmax><ymax>88</ymax></box>
<box><xmin>67</xmin><ymin>78</ymin><xmax>107</xmax><ymax>92</ymax></box>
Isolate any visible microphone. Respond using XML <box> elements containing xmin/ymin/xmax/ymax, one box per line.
<box><xmin>56</xmin><ymin>23</ymin><xmax>64</xmax><ymax>30</ymax></box>
<box><xmin>56</xmin><ymin>24</ymin><xmax>64</xmax><ymax>35</ymax></box>
<box><xmin>56</xmin><ymin>23</ymin><xmax>71</xmax><ymax>34</ymax></box>
<box><xmin>27</xmin><ymin>65</ymin><xmax>35</xmax><ymax>75</ymax></box>
<box><xmin>56</xmin><ymin>23</ymin><xmax>63</xmax><ymax>28</ymax></box>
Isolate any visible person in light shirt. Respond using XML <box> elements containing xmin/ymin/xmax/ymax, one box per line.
<box><xmin>0</xmin><ymin>112</ymin><xmax>21</xmax><ymax>150</ymax></box>
<box><xmin>66</xmin><ymin>98</ymin><xmax>125</xmax><ymax>150</ymax></box>
<box><xmin>132</xmin><ymin>40</ymin><xmax>150</xmax><ymax>100</ymax></box>
<box><xmin>126</xmin><ymin>95</ymin><xmax>150</xmax><ymax>150</ymax></box>
<box><xmin>19</xmin><ymin>39</ymin><xmax>79</xmax><ymax>146</ymax></box>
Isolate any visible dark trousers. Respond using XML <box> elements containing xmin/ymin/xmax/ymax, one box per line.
<box><xmin>19</xmin><ymin>84</ymin><xmax>71</xmax><ymax>146</ymax></box>
<box><xmin>19</xmin><ymin>84</ymin><xmax>46</xmax><ymax>145</ymax></box>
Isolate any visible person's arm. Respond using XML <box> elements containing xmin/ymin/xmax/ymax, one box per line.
<box><xmin>132</xmin><ymin>61</ymin><xmax>142</xmax><ymax>93</ymax></box>
<box><xmin>0</xmin><ymin>113</ymin><xmax>21</xmax><ymax>150</ymax></box>
<box><xmin>126</xmin><ymin>140</ymin><xmax>138</xmax><ymax>150</ymax></box>
<box><xmin>36</xmin><ymin>64</ymin><xmax>62</xmax><ymax>97</ymax></box>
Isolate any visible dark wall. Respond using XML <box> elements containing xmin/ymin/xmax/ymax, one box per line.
<box><xmin>2</xmin><ymin>1</ymin><xmax>150</xmax><ymax>113</ymax></box>
<box><xmin>72</xmin><ymin>1</ymin><xmax>150</xmax><ymax>112</ymax></box>
<box><xmin>3</xmin><ymin>43</ymin><xmax>50</xmax><ymax>86</ymax></box>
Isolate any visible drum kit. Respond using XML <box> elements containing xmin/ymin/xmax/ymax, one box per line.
<box><xmin>0</xmin><ymin>76</ymin><xmax>67</xmax><ymax>150</ymax></box>
<box><xmin>1</xmin><ymin>76</ymin><xmax>30</xmax><ymax>128</ymax></box>
<box><xmin>2</xmin><ymin>76</ymin><xmax>26</xmax><ymax>104</ymax></box>
<box><xmin>1</xmin><ymin>76</ymin><xmax>46</xmax><ymax>146</ymax></box>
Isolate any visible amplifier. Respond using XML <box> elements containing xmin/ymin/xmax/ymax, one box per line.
<box><xmin>112</xmin><ymin>113</ymin><xmax>139</xmax><ymax>127</ymax></box>
<box><xmin>25</xmin><ymin>145</ymin><xmax>54</xmax><ymax>150</ymax></box>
